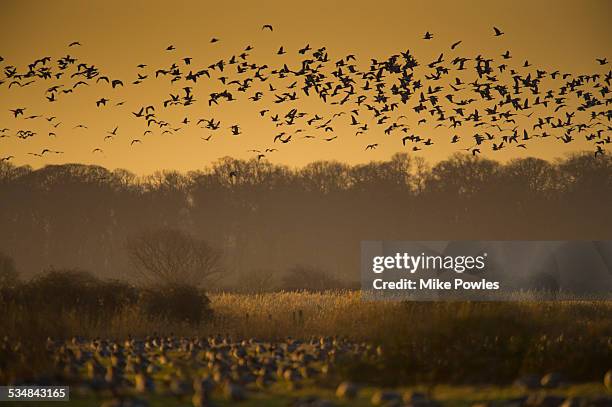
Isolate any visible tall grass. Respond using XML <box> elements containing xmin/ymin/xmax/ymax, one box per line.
<box><xmin>1</xmin><ymin>289</ymin><xmax>611</xmax><ymax>384</ymax></box>
<box><xmin>2</xmin><ymin>289</ymin><xmax>611</xmax><ymax>340</ymax></box>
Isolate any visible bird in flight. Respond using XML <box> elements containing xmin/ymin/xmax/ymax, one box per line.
<box><xmin>96</xmin><ymin>98</ymin><xmax>109</xmax><ymax>107</ymax></box>
<box><xmin>1</xmin><ymin>24</ymin><xmax>609</xmax><ymax>162</ymax></box>
<box><xmin>10</xmin><ymin>108</ymin><xmax>25</xmax><ymax>117</ymax></box>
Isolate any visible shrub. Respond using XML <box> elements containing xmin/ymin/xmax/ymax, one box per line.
<box><xmin>94</xmin><ymin>279</ymin><xmax>139</xmax><ymax>315</ymax></box>
<box><xmin>25</xmin><ymin>268</ymin><xmax>100</xmax><ymax>313</ymax></box>
<box><xmin>139</xmin><ymin>283</ymin><xmax>212</xmax><ymax>324</ymax></box>
<box><xmin>22</xmin><ymin>268</ymin><xmax>137</xmax><ymax>321</ymax></box>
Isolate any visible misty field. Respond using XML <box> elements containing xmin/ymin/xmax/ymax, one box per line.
<box><xmin>1</xmin><ymin>285</ymin><xmax>611</xmax><ymax>406</ymax></box>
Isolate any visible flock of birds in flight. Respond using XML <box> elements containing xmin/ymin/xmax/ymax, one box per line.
<box><xmin>0</xmin><ymin>25</ymin><xmax>611</xmax><ymax>165</ymax></box>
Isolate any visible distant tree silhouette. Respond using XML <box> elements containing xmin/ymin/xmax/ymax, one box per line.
<box><xmin>238</xmin><ymin>268</ymin><xmax>276</xmax><ymax>293</ymax></box>
<box><xmin>0</xmin><ymin>152</ymin><xmax>610</xmax><ymax>286</ymax></box>
<box><xmin>282</xmin><ymin>265</ymin><xmax>343</xmax><ymax>291</ymax></box>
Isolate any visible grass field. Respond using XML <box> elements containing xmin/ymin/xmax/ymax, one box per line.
<box><xmin>1</xmin><ymin>291</ymin><xmax>611</xmax><ymax>406</ymax></box>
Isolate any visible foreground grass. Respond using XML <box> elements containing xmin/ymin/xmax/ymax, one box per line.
<box><xmin>1</xmin><ymin>291</ymin><xmax>611</xmax><ymax>387</ymax></box>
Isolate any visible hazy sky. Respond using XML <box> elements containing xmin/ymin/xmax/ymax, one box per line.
<box><xmin>1</xmin><ymin>0</ymin><xmax>610</xmax><ymax>174</ymax></box>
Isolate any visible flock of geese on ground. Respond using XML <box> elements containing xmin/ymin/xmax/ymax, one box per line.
<box><xmin>0</xmin><ymin>25</ymin><xmax>610</xmax><ymax>164</ymax></box>
<box><xmin>3</xmin><ymin>335</ymin><xmax>611</xmax><ymax>406</ymax></box>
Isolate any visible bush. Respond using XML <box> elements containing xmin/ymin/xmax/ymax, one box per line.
<box><xmin>2</xmin><ymin>267</ymin><xmax>209</xmax><ymax>327</ymax></box>
<box><xmin>22</xmin><ymin>269</ymin><xmax>137</xmax><ymax>320</ymax></box>
<box><xmin>139</xmin><ymin>283</ymin><xmax>212</xmax><ymax>324</ymax></box>
<box><xmin>94</xmin><ymin>279</ymin><xmax>139</xmax><ymax>315</ymax></box>
<box><xmin>25</xmin><ymin>269</ymin><xmax>99</xmax><ymax>313</ymax></box>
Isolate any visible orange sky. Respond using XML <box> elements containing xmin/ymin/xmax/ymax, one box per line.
<box><xmin>0</xmin><ymin>0</ymin><xmax>610</xmax><ymax>174</ymax></box>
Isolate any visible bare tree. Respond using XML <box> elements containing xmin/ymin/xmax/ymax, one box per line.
<box><xmin>126</xmin><ymin>228</ymin><xmax>222</xmax><ymax>286</ymax></box>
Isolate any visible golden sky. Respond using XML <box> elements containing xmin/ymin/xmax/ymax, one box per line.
<box><xmin>0</xmin><ymin>0</ymin><xmax>610</xmax><ymax>174</ymax></box>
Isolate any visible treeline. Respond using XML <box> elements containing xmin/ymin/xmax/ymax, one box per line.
<box><xmin>0</xmin><ymin>152</ymin><xmax>610</xmax><ymax>285</ymax></box>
